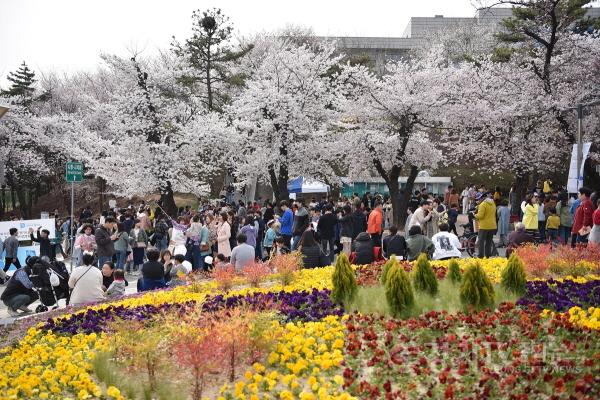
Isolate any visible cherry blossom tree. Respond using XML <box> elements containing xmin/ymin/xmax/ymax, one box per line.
<box><xmin>225</xmin><ymin>35</ymin><xmax>343</xmax><ymax>202</ymax></box>
<box><xmin>67</xmin><ymin>54</ymin><xmax>230</xmax><ymax>215</ymax></box>
<box><xmin>334</xmin><ymin>52</ymin><xmax>450</xmax><ymax>228</ymax></box>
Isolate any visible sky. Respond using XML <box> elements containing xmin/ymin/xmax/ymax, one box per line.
<box><xmin>0</xmin><ymin>0</ymin><xmax>483</xmax><ymax>84</ymax></box>
<box><xmin>2</xmin><ymin>0</ymin><xmax>599</xmax><ymax>85</ymax></box>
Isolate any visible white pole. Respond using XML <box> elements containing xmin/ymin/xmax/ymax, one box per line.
<box><xmin>70</xmin><ymin>181</ymin><xmax>74</xmax><ymax>270</ymax></box>
<box><xmin>576</xmin><ymin>104</ymin><xmax>583</xmax><ymax>191</ymax></box>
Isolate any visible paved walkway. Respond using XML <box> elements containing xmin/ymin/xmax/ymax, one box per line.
<box><xmin>0</xmin><ymin>261</ymin><xmax>139</xmax><ymax>324</ymax></box>
<box><xmin>1</xmin><ymin>214</ymin><xmax>507</xmax><ymax>325</ymax></box>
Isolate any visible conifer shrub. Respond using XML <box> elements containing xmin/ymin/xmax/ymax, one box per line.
<box><xmin>412</xmin><ymin>253</ymin><xmax>438</xmax><ymax>296</ymax></box>
<box><xmin>501</xmin><ymin>253</ymin><xmax>527</xmax><ymax>296</ymax></box>
<box><xmin>447</xmin><ymin>259</ymin><xmax>462</xmax><ymax>284</ymax></box>
<box><xmin>459</xmin><ymin>262</ymin><xmax>495</xmax><ymax>310</ymax></box>
<box><xmin>331</xmin><ymin>252</ymin><xmax>358</xmax><ymax>305</ymax></box>
<box><xmin>380</xmin><ymin>255</ymin><xmax>398</xmax><ymax>285</ymax></box>
<box><xmin>384</xmin><ymin>264</ymin><xmax>414</xmax><ymax>317</ymax></box>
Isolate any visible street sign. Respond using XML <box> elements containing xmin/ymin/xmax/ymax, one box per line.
<box><xmin>66</xmin><ymin>162</ymin><xmax>83</xmax><ymax>182</ymax></box>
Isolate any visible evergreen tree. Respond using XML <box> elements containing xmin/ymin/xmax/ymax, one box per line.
<box><xmin>491</xmin><ymin>0</ymin><xmax>599</xmax><ymax>92</ymax></box>
<box><xmin>2</xmin><ymin>62</ymin><xmax>36</xmax><ymax>103</ymax></box>
<box><xmin>412</xmin><ymin>253</ymin><xmax>438</xmax><ymax>296</ymax></box>
<box><xmin>460</xmin><ymin>262</ymin><xmax>495</xmax><ymax>310</ymax></box>
<box><xmin>385</xmin><ymin>264</ymin><xmax>414</xmax><ymax>318</ymax></box>
<box><xmin>501</xmin><ymin>253</ymin><xmax>527</xmax><ymax>296</ymax></box>
<box><xmin>380</xmin><ymin>255</ymin><xmax>398</xmax><ymax>285</ymax></box>
<box><xmin>331</xmin><ymin>253</ymin><xmax>358</xmax><ymax>305</ymax></box>
<box><xmin>447</xmin><ymin>259</ymin><xmax>462</xmax><ymax>284</ymax></box>
<box><xmin>172</xmin><ymin>8</ymin><xmax>251</xmax><ymax>112</ymax></box>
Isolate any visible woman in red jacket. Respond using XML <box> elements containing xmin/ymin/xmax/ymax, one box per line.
<box><xmin>589</xmin><ymin>198</ymin><xmax>600</xmax><ymax>245</ymax></box>
<box><xmin>571</xmin><ymin>187</ymin><xmax>594</xmax><ymax>244</ymax></box>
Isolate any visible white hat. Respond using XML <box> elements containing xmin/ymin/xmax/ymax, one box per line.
<box><xmin>204</xmin><ymin>256</ymin><xmax>213</xmax><ymax>265</ymax></box>
<box><xmin>182</xmin><ymin>260</ymin><xmax>193</xmax><ymax>273</ymax></box>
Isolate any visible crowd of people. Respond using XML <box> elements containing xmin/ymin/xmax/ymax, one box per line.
<box><xmin>1</xmin><ymin>179</ymin><xmax>599</xmax><ymax>317</ymax></box>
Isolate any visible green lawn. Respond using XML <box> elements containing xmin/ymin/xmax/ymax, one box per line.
<box><xmin>347</xmin><ymin>279</ymin><xmax>519</xmax><ymax>318</ymax></box>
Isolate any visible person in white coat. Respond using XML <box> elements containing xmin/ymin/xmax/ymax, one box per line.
<box><xmin>217</xmin><ymin>212</ymin><xmax>232</xmax><ymax>258</ymax></box>
<box><xmin>69</xmin><ymin>254</ymin><xmax>105</xmax><ymax>305</ymax></box>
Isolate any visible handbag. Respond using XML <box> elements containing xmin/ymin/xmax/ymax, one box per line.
<box><xmin>578</xmin><ymin>226</ymin><xmax>592</xmax><ymax>236</ymax></box>
<box><xmin>200</xmin><ymin>243</ymin><xmax>210</xmax><ymax>252</ymax></box>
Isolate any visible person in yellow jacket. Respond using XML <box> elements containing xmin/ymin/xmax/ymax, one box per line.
<box><xmin>474</xmin><ymin>192</ymin><xmax>497</xmax><ymax>258</ymax></box>
<box><xmin>522</xmin><ymin>195</ymin><xmax>539</xmax><ymax>232</ymax></box>
<box><xmin>543</xmin><ymin>179</ymin><xmax>552</xmax><ymax>194</ymax></box>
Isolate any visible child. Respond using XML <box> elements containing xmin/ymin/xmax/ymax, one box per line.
<box><xmin>262</xmin><ymin>220</ymin><xmax>276</xmax><ymax>260</ymax></box>
<box><xmin>213</xmin><ymin>253</ymin><xmax>227</xmax><ymax>269</ymax></box>
<box><xmin>106</xmin><ymin>269</ymin><xmax>126</xmax><ymax>299</ymax></box>
<box><xmin>168</xmin><ymin>254</ymin><xmax>189</xmax><ymax>287</ymax></box>
<box><xmin>546</xmin><ymin>207</ymin><xmax>560</xmax><ymax>245</ymax></box>
<box><xmin>271</xmin><ymin>236</ymin><xmax>290</xmax><ymax>258</ymax></box>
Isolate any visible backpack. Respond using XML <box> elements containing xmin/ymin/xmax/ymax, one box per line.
<box><xmin>154</xmin><ymin>222</ymin><xmax>168</xmax><ymax>240</ymax></box>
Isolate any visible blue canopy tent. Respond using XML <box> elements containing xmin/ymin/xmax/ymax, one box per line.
<box><xmin>287</xmin><ymin>176</ymin><xmax>330</xmax><ymax>194</ymax></box>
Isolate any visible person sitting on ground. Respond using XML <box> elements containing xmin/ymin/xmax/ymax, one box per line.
<box><xmin>106</xmin><ymin>269</ymin><xmax>126</xmax><ymax>299</ymax></box>
<box><xmin>69</xmin><ymin>253</ymin><xmax>105</xmax><ymax>306</ymax></box>
<box><xmin>0</xmin><ymin>258</ymin><xmax>39</xmax><ymax>317</ymax></box>
<box><xmin>230</xmin><ymin>233</ymin><xmax>255</xmax><ymax>272</ymax></box>
<box><xmin>269</xmin><ymin>236</ymin><xmax>290</xmax><ymax>259</ymax></box>
<box><xmin>101</xmin><ymin>261</ymin><xmax>115</xmax><ymax>291</ymax></box>
<box><xmin>431</xmin><ymin>223</ymin><xmax>462</xmax><ymax>260</ymax></box>
<box><xmin>382</xmin><ymin>226</ymin><xmax>407</xmax><ymax>259</ymax></box>
<box><xmin>298</xmin><ymin>230</ymin><xmax>328</xmax><ymax>269</ymax></box>
<box><xmin>352</xmin><ymin>232</ymin><xmax>375</xmax><ymax>265</ymax></box>
<box><xmin>405</xmin><ymin>225</ymin><xmax>435</xmax><ymax>261</ymax></box>
<box><xmin>213</xmin><ymin>253</ymin><xmax>228</xmax><ymax>269</ymax></box>
<box><xmin>506</xmin><ymin>222</ymin><xmax>534</xmax><ymax>258</ymax></box>
<box><xmin>168</xmin><ymin>254</ymin><xmax>189</xmax><ymax>287</ymax></box>
<box><xmin>160</xmin><ymin>250</ymin><xmax>174</xmax><ymax>283</ymax></box>
<box><xmin>139</xmin><ymin>248</ymin><xmax>166</xmax><ymax>291</ymax></box>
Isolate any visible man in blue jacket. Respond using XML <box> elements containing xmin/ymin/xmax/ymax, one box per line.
<box><xmin>279</xmin><ymin>200</ymin><xmax>294</xmax><ymax>248</ymax></box>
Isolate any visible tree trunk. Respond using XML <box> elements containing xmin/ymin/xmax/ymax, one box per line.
<box><xmin>515</xmin><ymin>171</ymin><xmax>529</xmax><ymax>205</ymax></box>
<box><xmin>269</xmin><ymin>165</ymin><xmax>289</xmax><ymax>204</ymax></box>
<box><xmin>16</xmin><ymin>188</ymin><xmax>28</xmax><ymax>218</ymax></box>
<box><xmin>395</xmin><ymin>166</ymin><xmax>418</xmax><ymax>231</ymax></box>
<box><xmin>11</xmin><ymin>187</ymin><xmax>16</xmax><ymax>212</ymax></box>
<box><xmin>98</xmin><ymin>177</ymin><xmax>106</xmax><ymax>213</ymax></box>
<box><xmin>160</xmin><ymin>181</ymin><xmax>178</xmax><ymax>217</ymax></box>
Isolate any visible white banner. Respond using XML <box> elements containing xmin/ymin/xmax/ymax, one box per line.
<box><xmin>0</xmin><ymin>218</ymin><xmax>56</xmax><ymax>241</ymax></box>
<box><xmin>0</xmin><ymin>246</ymin><xmax>38</xmax><ymax>271</ymax></box>
<box><xmin>567</xmin><ymin>143</ymin><xmax>591</xmax><ymax>194</ymax></box>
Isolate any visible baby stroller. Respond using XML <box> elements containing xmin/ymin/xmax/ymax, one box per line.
<box><xmin>27</xmin><ymin>256</ymin><xmax>71</xmax><ymax>313</ymax></box>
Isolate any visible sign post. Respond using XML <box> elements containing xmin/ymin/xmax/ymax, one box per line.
<box><xmin>66</xmin><ymin>162</ymin><xmax>83</xmax><ymax>265</ymax></box>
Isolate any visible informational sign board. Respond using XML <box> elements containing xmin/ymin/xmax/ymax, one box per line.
<box><xmin>0</xmin><ymin>218</ymin><xmax>56</xmax><ymax>241</ymax></box>
<box><xmin>0</xmin><ymin>246</ymin><xmax>38</xmax><ymax>272</ymax></box>
<box><xmin>66</xmin><ymin>161</ymin><xmax>83</xmax><ymax>182</ymax></box>
<box><xmin>567</xmin><ymin>143</ymin><xmax>591</xmax><ymax>193</ymax></box>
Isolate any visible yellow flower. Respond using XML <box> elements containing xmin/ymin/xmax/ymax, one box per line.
<box><xmin>106</xmin><ymin>386</ymin><xmax>122</xmax><ymax>398</ymax></box>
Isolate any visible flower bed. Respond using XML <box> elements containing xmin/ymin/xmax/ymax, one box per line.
<box><xmin>517</xmin><ymin>280</ymin><xmax>600</xmax><ymax>311</ymax></box>
<box><xmin>342</xmin><ymin>304</ymin><xmax>599</xmax><ymax>399</ymax></box>
<box><xmin>1</xmin><ymin>255</ymin><xmax>599</xmax><ymax>399</ymax></box>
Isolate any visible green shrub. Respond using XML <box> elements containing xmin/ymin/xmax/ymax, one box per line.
<box><xmin>380</xmin><ymin>255</ymin><xmax>398</xmax><ymax>285</ymax></box>
<box><xmin>460</xmin><ymin>262</ymin><xmax>495</xmax><ymax>310</ymax></box>
<box><xmin>447</xmin><ymin>259</ymin><xmax>462</xmax><ymax>283</ymax></box>
<box><xmin>331</xmin><ymin>252</ymin><xmax>358</xmax><ymax>305</ymax></box>
<box><xmin>501</xmin><ymin>254</ymin><xmax>527</xmax><ymax>296</ymax></box>
<box><xmin>412</xmin><ymin>253</ymin><xmax>438</xmax><ymax>296</ymax></box>
<box><xmin>385</xmin><ymin>264</ymin><xmax>414</xmax><ymax>317</ymax></box>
